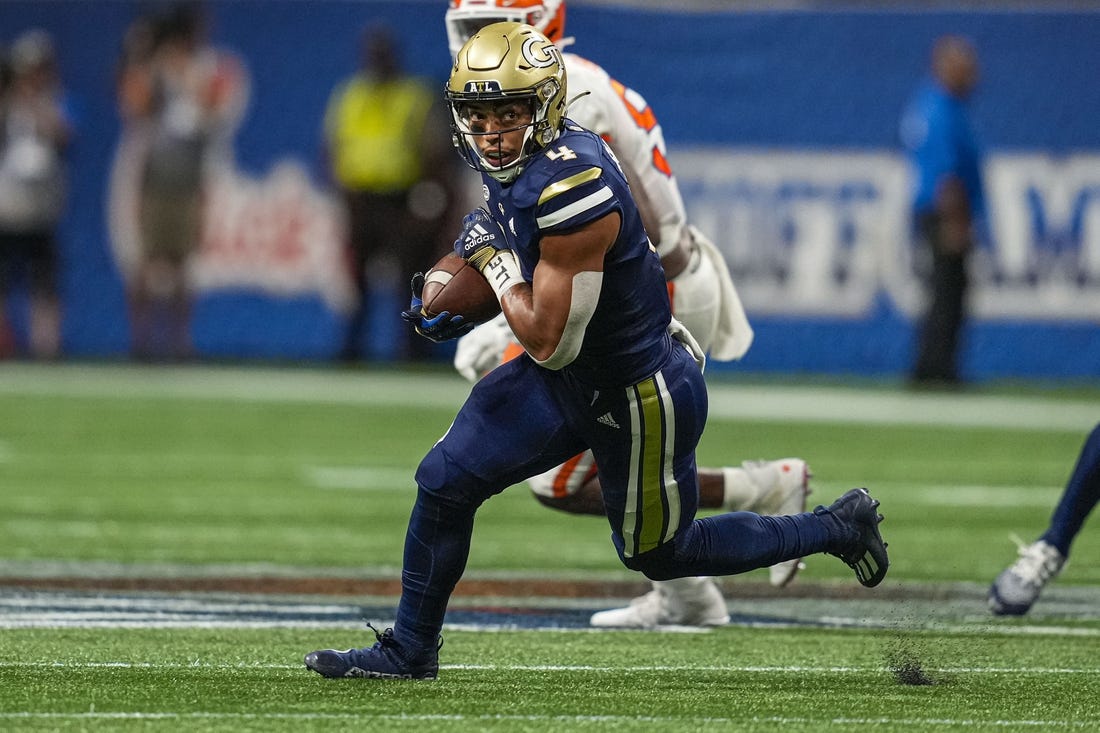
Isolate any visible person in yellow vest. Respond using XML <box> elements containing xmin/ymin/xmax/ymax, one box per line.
<box><xmin>324</xmin><ymin>23</ymin><xmax>461</xmax><ymax>362</ymax></box>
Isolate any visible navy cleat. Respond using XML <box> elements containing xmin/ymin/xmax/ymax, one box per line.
<box><xmin>815</xmin><ymin>488</ymin><xmax>889</xmax><ymax>588</ymax></box>
<box><xmin>305</xmin><ymin>624</ymin><xmax>441</xmax><ymax>680</ymax></box>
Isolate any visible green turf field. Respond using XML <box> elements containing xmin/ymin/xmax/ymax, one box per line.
<box><xmin>1</xmin><ymin>363</ymin><xmax>1098</xmax><ymax>731</ymax></box>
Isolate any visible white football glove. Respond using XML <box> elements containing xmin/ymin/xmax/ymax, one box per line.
<box><xmin>453</xmin><ymin>312</ymin><xmax>515</xmax><ymax>383</ymax></box>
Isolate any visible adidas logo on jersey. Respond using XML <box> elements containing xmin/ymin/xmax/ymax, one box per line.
<box><xmin>597</xmin><ymin>412</ymin><xmax>620</xmax><ymax>429</ymax></box>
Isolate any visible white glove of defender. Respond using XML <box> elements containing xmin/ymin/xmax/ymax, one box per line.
<box><xmin>453</xmin><ymin>312</ymin><xmax>515</xmax><ymax>383</ymax></box>
<box><xmin>668</xmin><ymin>316</ymin><xmax>707</xmax><ymax>373</ymax></box>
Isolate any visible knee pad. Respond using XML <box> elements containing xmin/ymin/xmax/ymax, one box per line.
<box><xmin>414</xmin><ymin>444</ymin><xmax>491</xmax><ymax>509</ymax></box>
<box><xmin>621</xmin><ymin>541</ymin><xmax>682</xmax><ymax>581</ymax></box>
<box><xmin>620</xmin><ymin>521</ymin><xmax>710</xmax><ymax>580</ymax></box>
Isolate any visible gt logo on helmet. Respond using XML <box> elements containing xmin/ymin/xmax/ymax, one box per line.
<box><xmin>521</xmin><ymin>36</ymin><xmax>560</xmax><ymax>69</ymax></box>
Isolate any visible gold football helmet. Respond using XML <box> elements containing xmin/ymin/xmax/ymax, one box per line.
<box><xmin>446</xmin><ymin>0</ymin><xmax>566</xmax><ymax>58</ymax></box>
<box><xmin>446</xmin><ymin>22</ymin><xmax>567</xmax><ymax>183</ymax></box>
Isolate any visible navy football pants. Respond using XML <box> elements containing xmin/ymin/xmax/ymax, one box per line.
<box><xmin>1042</xmin><ymin>422</ymin><xmax>1100</xmax><ymax>555</ymax></box>
<box><xmin>394</xmin><ymin>344</ymin><xmax>831</xmax><ymax>648</ymax></box>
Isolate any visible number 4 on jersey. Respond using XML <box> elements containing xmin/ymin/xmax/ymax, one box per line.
<box><xmin>545</xmin><ymin>145</ymin><xmax>577</xmax><ymax>161</ymax></box>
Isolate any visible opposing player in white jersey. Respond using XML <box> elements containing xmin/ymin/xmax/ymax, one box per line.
<box><xmin>445</xmin><ymin>0</ymin><xmax>810</xmax><ymax>628</ymax></box>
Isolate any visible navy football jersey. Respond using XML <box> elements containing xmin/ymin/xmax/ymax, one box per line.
<box><xmin>481</xmin><ymin>122</ymin><xmax>673</xmax><ymax>387</ymax></box>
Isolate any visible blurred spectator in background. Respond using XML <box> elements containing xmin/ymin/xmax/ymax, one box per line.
<box><xmin>899</xmin><ymin>35</ymin><xmax>986</xmax><ymax>387</ymax></box>
<box><xmin>116</xmin><ymin>1</ymin><xmax>243</xmax><ymax>361</ymax></box>
<box><xmin>990</xmin><ymin>422</ymin><xmax>1100</xmax><ymax>616</ymax></box>
<box><xmin>0</xmin><ymin>29</ymin><xmax>74</xmax><ymax>360</ymax></box>
<box><xmin>323</xmin><ymin>23</ymin><xmax>460</xmax><ymax>362</ymax></box>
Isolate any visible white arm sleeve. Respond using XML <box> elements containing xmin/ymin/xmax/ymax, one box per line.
<box><xmin>533</xmin><ymin>270</ymin><xmax>603</xmax><ymax>370</ymax></box>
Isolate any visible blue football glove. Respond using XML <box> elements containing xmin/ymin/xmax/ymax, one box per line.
<box><xmin>454</xmin><ymin>208</ymin><xmax>506</xmax><ymax>272</ymax></box>
<box><xmin>400</xmin><ymin>272</ymin><xmax>474</xmax><ymax>343</ymax></box>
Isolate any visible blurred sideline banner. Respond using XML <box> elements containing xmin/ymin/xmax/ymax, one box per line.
<box><xmin>677</xmin><ymin>149</ymin><xmax>1100</xmax><ymax>322</ymax></box>
<box><xmin>0</xmin><ymin>1</ymin><xmax>1096</xmax><ymax>379</ymax></box>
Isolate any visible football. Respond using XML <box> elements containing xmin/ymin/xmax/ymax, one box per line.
<box><xmin>421</xmin><ymin>252</ymin><xmax>502</xmax><ymax>325</ymax></box>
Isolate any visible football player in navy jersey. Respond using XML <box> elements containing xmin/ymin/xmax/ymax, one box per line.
<box><xmin>447</xmin><ymin>0</ymin><xmax>809</xmax><ymax>629</ymax></box>
<box><xmin>305</xmin><ymin>22</ymin><xmax>889</xmax><ymax>681</ymax></box>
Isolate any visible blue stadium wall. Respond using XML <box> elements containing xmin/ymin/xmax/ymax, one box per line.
<box><xmin>1</xmin><ymin>1</ymin><xmax>1097</xmax><ymax>381</ymax></box>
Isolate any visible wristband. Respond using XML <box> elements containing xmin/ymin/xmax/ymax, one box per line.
<box><xmin>469</xmin><ymin>248</ymin><xmax>524</xmax><ymax>301</ymax></box>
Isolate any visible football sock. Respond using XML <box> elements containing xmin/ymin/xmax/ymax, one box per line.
<box><xmin>393</xmin><ymin>484</ymin><xmax>477</xmax><ymax>654</ymax></box>
<box><xmin>721</xmin><ymin>465</ymin><xmax>763</xmax><ymax>510</ymax></box>
<box><xmin>1041</xmin><ymin>423</ymin><xmax>1100</xmax><ymax>557</ymax></box>
<box><xmin>660</xmin><ymin>511</ymin><xmax>830</xmax><ymax>577</ymax></box>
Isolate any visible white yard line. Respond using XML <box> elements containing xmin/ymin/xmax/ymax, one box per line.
<box><xmin>2</xmin><ymin>589</ymin><xmax>1099</xmax><ymax>636</ymax></box>
<box><xmin>705</xmin><ymin>385</ymin><xmax>1098</xmax><ymax>432</ymax></box>
<box><xmin>302</xmin><ymin>465</ymin><xmax>415</xmax><ymax>490</ymax></box>
<box><xmin>0</xmin><ymin>363</ymin><xmax>1095</xmax><ymax>432</ymax></box>
<box><xmin>1</xmin><ymin>660</ymin><xmax>1098</xmax><ymax>674</ymax></box>
<box><xmin>900</xmin><ymin>485</ymin><xmax>1064</xmax><ymax>506</ymax></box>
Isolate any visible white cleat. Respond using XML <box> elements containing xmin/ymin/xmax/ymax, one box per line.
<box><xmin>590</xmin><ymin>577</ymin><xmax>730</xmax><ymax>629</ymax></box>
<box><xmin>988</xmin><ymin>538</ymin><xmax>1065</xmax><ymax>616</ymax></box>
<box><xmin>743</xmin><ymin>458</ymin><xmax>812</xmax><ymax>587</ymax></box>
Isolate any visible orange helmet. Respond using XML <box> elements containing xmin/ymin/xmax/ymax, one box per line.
<box><xmin>446</xmin><ymin>0</ymin><xmax>565</xmax><ymax>57</ymax></box>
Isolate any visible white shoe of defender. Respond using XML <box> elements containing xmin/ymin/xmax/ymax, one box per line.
<box><xmin>743</xmin><ymin>458</ymin><xmax>812</xmax><ymax>587</ymax></box>
<box><xmin>988</xmin><ymin>538</ymin><xmax>1065</xmax><ymax>616</ymax></box>
<box><xmin>589</xmin><ymin>578</ymin><xmax>730</xmax><ymax>629</ymax></box>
